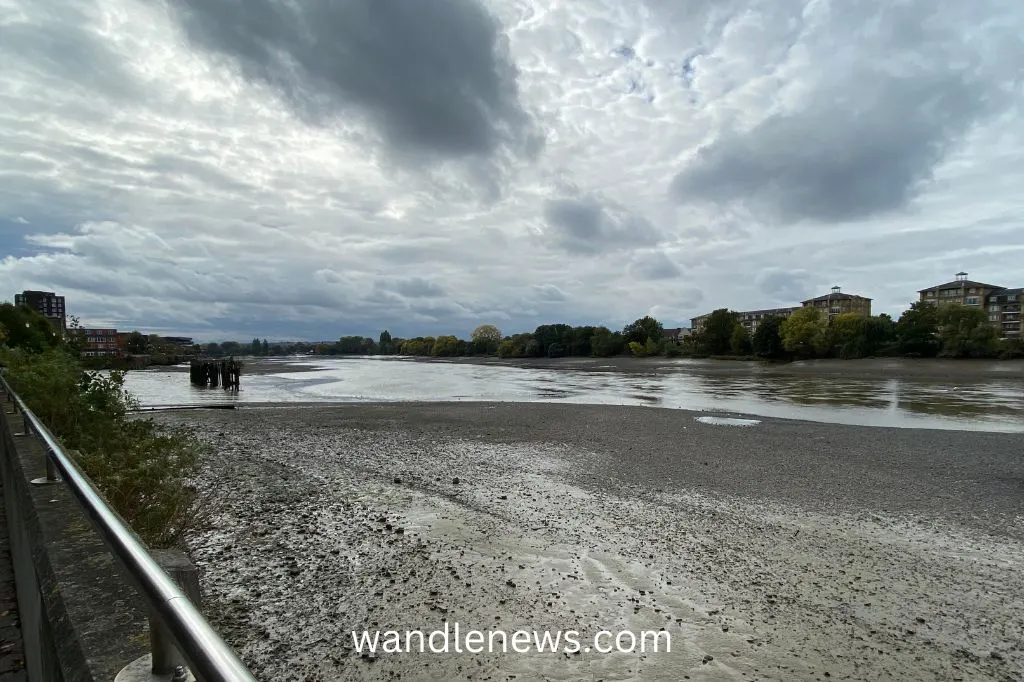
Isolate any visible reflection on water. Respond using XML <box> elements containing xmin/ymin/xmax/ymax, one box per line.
<box><xmin>123</xmin><ymin>357</ymin><xmax>1024</xmax><ymax>432</ymax></box>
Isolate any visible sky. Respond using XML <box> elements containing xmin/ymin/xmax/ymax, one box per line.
<box><xmin>1</xmin><ymin>0</ymin><xmax>1022</xmax><ymax>342</ymax></box>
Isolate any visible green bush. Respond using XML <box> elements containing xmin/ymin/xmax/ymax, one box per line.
<box><xmin>0</xmin><ymin>346</ymin><xmax>211</xmax><ymax>548</ymax></box>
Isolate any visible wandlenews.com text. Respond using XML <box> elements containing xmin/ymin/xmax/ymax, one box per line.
<box><xmin>351</xmin><ymin>623</ymin><xmax>671</xmax><ymax>655</ymax></box>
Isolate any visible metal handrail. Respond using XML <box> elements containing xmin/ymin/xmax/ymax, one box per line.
<box><xmin>0</xmin><ymin>374</ymin><xmax>257</xmax><ymax>682</ymax></box>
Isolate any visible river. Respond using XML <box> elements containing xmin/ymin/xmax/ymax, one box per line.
<box><xmin>121</xmin><ymin>356</ymin><xmax>1024</xmax><ymax>432</ymax></box>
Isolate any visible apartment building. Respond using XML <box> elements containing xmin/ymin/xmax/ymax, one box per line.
<box><xmin>918</xmin><ymin>272</ymin><xmax>1021</xmax><ymax>338</ymax></box>
<box><xmin>14</xmin><ymin>290</ymin><xmax>66</xmax><ymax>334</ymax></box>
<box><xmin>802</xmin><ymin>286</ymin><xmax>872</xmax><ymax>322</ymax></box>
<box><xmin>918</xmin><ymin>272</ymin><xmax>1003</xmax><ymax>309</ymax></box>
<box><xmin>739</xmin><ymin>307</ymin><xmax>799</xmax><ymax>334</ymax></box>
<box><xmin>986</xmin><ymin>288</ymin><xmax>1022</xmax><ymax>339</ymax></box>
<box><xmin>691</xmin><ymin>307</ymin><xmax>796</xmax><ymax>335</ymax></box>
<box><xmin>80</xmin><ymin>328</ymin><xmax>119</xmax><ymax>357</ymax></box>
<box><xmin>691</xmin><ymin>285</ymin><xmax>870</xmax><ymax>335</ymax></box>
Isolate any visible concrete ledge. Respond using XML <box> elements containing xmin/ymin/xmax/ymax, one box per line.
<box><xmin>1</xmin><ymin>406</ymin><xmax>149</xmax><ymax>682</ymax></box>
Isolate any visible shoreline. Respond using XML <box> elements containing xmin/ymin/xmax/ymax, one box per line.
<box><xmin>150</xmin><ymin>402</ymin><xmax>1023</xmax><ymax>681</ymax></box>
<box><xmin>140</xmin><ymin>354</ymin><xmax>1024</xmax><ymax>380</ymax></box>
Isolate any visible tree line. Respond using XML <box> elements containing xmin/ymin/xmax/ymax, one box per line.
<box><xmin>308</xmin><ymin>303</ymin><xmax>1023</xmax><ymax>362</ymax></box>
<box><xmin>691</xmin><ymin>302</ymin><xmax>1023</xmax><ymax>360</ymax></box>
<box><xmin>309</xmin><ymin>318</ymin><xmax>670</xmax><ymax>359</ymax></box>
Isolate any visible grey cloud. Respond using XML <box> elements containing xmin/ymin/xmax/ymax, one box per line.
<box><xmin>671</xmin><ymin>1</ymin><xmax>1018</xmax><ymax>223</ymax></box>
<box><xmin>531</xmin><ymin>284</ymin><xmax>567</xmax><ymax>301</ymax></box>
<box><xmin>543</xmin><ymin>196</ymin><xmax>661</xmax><ymax>254</ymax></box>
<box><xmin>755</xmin><ymin>268</ymin><xmax>816</xmax><ymax>302</ymax></box>
<box><xmin>161</xmin><ymin>0</ymin><xmax>538</xmax><ymax>161</ymax></box>
<box><xmin>629</xmin><ymin>251</ymin><xmax>681</xmax><ymax>281</ymax></box>
<box><xmin>380</xmin><ymin>277</ymin><xmax>447</xmax><ymax>299</ymax></box>
<box><xmin>1</xmin><ymin>5</ymin><xmax>142</xmax><ymax>102</ymax></box>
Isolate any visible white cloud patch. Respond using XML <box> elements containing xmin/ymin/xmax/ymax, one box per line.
<box><xmin>0</xmin><ymin>0</ymin><xmax>1022</xmax><ymax>340</ymax></box>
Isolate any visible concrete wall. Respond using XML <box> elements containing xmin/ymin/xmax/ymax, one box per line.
<box><xmin>0</xmin><ymin>403</ymin><xmax>150</xmax><ymax>681</ymax></box>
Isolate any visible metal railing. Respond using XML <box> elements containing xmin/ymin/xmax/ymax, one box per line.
<box><xmin>0</xmin><ymin>374</ymin><xmax>257</xmax><ymax>682</ymax></box>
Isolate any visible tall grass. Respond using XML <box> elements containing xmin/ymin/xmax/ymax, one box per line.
<box><xmin>1</xmin><ymin>347</ymin><xmax>212</xmax><ymax>548</ymax></box>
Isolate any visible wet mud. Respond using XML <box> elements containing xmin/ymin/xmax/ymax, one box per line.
<box><xmin>150</xmin><ymin>403</ymin><xmax>1024</xmax><ymax>681</ymax></box>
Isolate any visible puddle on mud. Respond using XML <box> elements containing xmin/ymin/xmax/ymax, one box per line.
<box><xmin>694</xmin><ymin>416</ymin><xmax>761</xmax><ymax>426</ymax></box>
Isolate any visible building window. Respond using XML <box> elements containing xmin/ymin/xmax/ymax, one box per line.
<box><xmin>965</xmin><ymin>297</ymin><xmax>979</xmax><ymax>305</ymax></box>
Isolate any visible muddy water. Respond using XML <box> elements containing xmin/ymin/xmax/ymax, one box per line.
<box><xmin>125</xmin><ymin>357</ymin><xmax>1024</xmax><ymax>432</ymax></box>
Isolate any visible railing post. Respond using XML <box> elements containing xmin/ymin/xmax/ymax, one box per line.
<box><xmin>151</xmin><ymin>550</ymin><xmax>203</xmax><ymax>676</ymax></box>
<box><xmin>12</xmin><ymin>409</ymin><xmax>29</xmax><ymax>438</ymax></box>
<box><xmin>116</xmin><ymin>549</ymin><xmax>202</xmax><ymax>682</ymax></box>
<box><xmin>31</xmin><ymin>454</ymin><xmax>61</xmax><ymax>485</ymax></box>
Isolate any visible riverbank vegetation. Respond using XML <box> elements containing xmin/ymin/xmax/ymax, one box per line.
<box><xmin>0</xmin><ymin>303</ymin><xmax>208</xmax><ymax>548</ymax></box>
<box><xmin>305</xmin><ymin>304</ymin><xmax>1023</xmax><ymax>362</ymax></box>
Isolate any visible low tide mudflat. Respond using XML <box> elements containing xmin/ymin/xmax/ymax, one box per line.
<box><xmin>152</xmin><ymin>402</ymin><xmax>1024</xmax><ymax>681</ymax></box>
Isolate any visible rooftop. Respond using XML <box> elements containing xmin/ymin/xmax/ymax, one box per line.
<box><xmin>738</xmin><ymin>306</ymin><xmax>799</xmax><ymax>317</ymax></box>
<box><xmin>918</xmin><ymin>280</ymin><xmax>1004</xmax><ymax>293</ymax></box>
<box><xmin>802</xmin><ymin>292</ymin><xmax>871</xmax><ymax>303</ymax></box>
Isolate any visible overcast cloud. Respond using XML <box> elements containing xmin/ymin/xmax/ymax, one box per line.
<box><xmin>1</xmin><ymin>0</ymin><xmax>1022</xmax><ymax>341</ymax></box>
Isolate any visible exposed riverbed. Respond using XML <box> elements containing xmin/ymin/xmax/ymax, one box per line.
<box><xmin>151</xmin><ymin>402</ymin><xmax>1024</xmax><ymax>682</ymax></box>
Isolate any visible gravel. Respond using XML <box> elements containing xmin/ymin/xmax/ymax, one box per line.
<box><xmin>150</xmin><ymin>402</ymin><xmax>1024</xmax><ymax>681</ymax></box>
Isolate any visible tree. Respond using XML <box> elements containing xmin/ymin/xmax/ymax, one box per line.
<box><xmin>590</xmin><ymin>327</ymin><xmax>624</xmax><ymax>357</ymax></box>
<box><xmin>261</xmin><ymin>338</ymin><xmax>269</xmax><ymax>355</ymax></box>
<box><xmin>0</xmin><ymin>303</ymin><xmax>60</xmax><ymax>353</ymax></box>
<box><xmin>126</xmin><ymin>331</ymin><xmax>148</xmax><ymax>354</ymax></box>
<box><xmin>936</xmin><ymin>304</ymin><xmax>998</xmax><ymax>358</ymax></box>
<box><xmin>221</xmin><ymin>341</ymin><xmax>242</xmax><ymax>356</ymax></box>
<box><xmin>63</xmin><ymin>315</ymin><xmax>88</xmax><ymax>355</ymax></box>
<box><xmin>379</xmin><ymin>330</ymin><xmax>394</xmax><ymax>354</ymax></box>
<box><xmin>821</xmin><ymin>313</ymin><xmax>864</xmax><ymax>358</ymax></box>
<box><xmin>471</xmin><ymin>324</ymin><xmax>502</xmax><ymax>354</ymax></box>
<box><xmin>533</xmin><ymin>324</ymin><xmax>573</xmax><ymax>356</ymax></box>
<box><xmin>780</xmin><ymin>307</ymin><xmax>826</xmax><ymax>358</ymax></box>
<box><xmin>431</xmin><ymin>335</ymin><xmax>460</xmax><ymax>357</ymax></box>
<box><xmin>569</xmin><ymin>326</ymin><xmax>597</xmax><ymax>356</ymax></box>
<box><xmin>497</xmin><ymin>333</ymin><xmax>533</xmax><ymax>358</ymax></box>
<box><xmin>694</xmin><ymin>309</ymin><xmax>738</xmax><ymax>355</ymax></box>
<box><xmin>471</xmin><ymin>324</ymin><xmax>502</xmax><ymax>344</ymax></box>
<box><xmin>895</xmin><ymin>301</ymin><xmax>940</xmax><ymax>357</ymax></box>
<box><xmin>145</xmin><ymin>334</ymin><xmax>165</xmax><ymax>354</ymax></box>
<box><xmin>547</xmin><ymin>342</ymin><xmax>568</xmax><ymax>358</ymax></box>
<box><xmin>752</xmin><ymin>316</ymin><xmax>786</xmax><ymax>359</ymax></box>
<box><xmin>623</xmin><ymin>316</ymin><xmax>664</xmax><ymax>346</ymax></box>
<box><xmin>730</xmin><ymin>324</ymin><xmax>752</xmax><ymax>355</ymax></box>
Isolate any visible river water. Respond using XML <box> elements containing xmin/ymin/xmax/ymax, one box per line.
<box><xmin>121</xmin><ymin>356</ymin><xmax>1024</xmax><ymax>432</ymax></box>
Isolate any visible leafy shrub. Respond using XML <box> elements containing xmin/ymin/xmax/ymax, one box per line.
<box><xmin>0</xmin><ymin>346</ymin><xmax>211</xmax><ymax>548</ymax></box>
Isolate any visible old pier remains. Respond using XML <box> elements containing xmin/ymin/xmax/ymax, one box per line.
<box><xmin>189</xmin><ymin>358</ymin><xmax>242</xmax><ymax>389</ymax></box>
